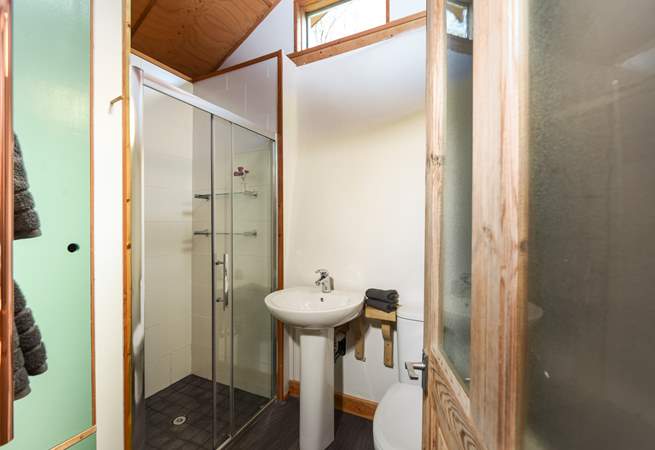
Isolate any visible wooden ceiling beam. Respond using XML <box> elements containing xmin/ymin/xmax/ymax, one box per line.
<box><xmin>132</xmin><ymin>0</ymin><xmax>157</xmax><ymax>36</ymax></box>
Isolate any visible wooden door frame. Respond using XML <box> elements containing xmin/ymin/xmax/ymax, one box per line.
<box><xmin>423</xmin><ymin>0</ymin><xmax>528</xmax><ymax>449</ymax></box>
<box><xmin>122</xmin><ymin>4</ymin><xmax>287</xmax><ymax>446</ymax></box>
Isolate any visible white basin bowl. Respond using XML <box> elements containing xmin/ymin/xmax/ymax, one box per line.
<box><xmin>265</xmin><ymin>287</ymin><xmax>364</xmax><ymax>329</ymax></box>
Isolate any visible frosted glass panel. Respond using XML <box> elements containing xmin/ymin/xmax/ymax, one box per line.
<box><xmin>440</xmin><ymin>44</ymin><xmax>473</xmax><ymax>384</ymax></box>
<box><xmin>524</xmin><ymin>1</ymin><xmax>655</xmax><ymax>449</ymax></box>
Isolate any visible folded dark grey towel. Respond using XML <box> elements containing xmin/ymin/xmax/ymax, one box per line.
<box><xmin>14</xmin><ymin>284</ymin><xmax>48</xmax><ymax>376</ymax></box>
<box><xmin>365</xmin><ymin>288</ymin><xmax>399</xmax><ymax>304</ymax></box>
<box><xmin>11</xmin><ymin>136</ymin><xmax>47</xmax><ymax>399</ymax></box>
<box><xmin>365</xmin><ymin>297</ymin><xmax>397</xmax><ymax>313</ymax></box>
<box><xmin>13</xmin><ymin>134</ymin><xmax>42</xmax><ymax>240</ymax></box>
<box><xmin>12</xmin><ymin>283</ymin><xmax>48</xmax><ymax>399</ymax></box>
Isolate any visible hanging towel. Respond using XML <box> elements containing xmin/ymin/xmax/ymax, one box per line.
<box><xmin>11</xmin><ymin>134</ymin><xmax>47</xmax><ymax>399</ymax></box>
<box><xmin>14</xmin><ymin>284</ymin><xmax>48</xmax><ymax>377</ymax></box>
<box><xmin>365</xmin><ymin>288</ymin><xmax>399</xmax><ymax>304</ymax></box>
<box><xmin>12</xmin><ymin>332</ymin><xmax>30</xmax><ymax>400</ymax></box>
<box><xmin>13</xmin><ymin>134</ymin><xmax>41</xmax><ymax>240</ymax></box>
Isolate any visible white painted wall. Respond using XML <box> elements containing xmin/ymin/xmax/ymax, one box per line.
<box><xmin>92</xmin><ymin>0</ymin><xmax>124</xmax><ymax>447</ymax></box>
<box><xmin>390</xmin><ymin>0</ymin><xmax>426</xmax><ymax>20</ymax></box>
<box><xmin>285</xmin><ymin>29</ymin><xmax>427</xmax><ymax>401</ymax></box>
<box><xmin>215</xmin><ymin>0</ymin><xmax>430</xmax><ymax>402</ymax></box>
<box><xmin>288</xmin><ymin>111</ymin><xmax>426</xmax><ymax>400</ymax></box>
<box><xmin>282</xmin><ymin>55</ymin><xmax>299</xmax><ymax>396</ymax></box>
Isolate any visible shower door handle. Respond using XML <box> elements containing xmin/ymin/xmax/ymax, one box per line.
<box><xmin>217</xmin><ymin>253</ymin><xmax>229</xmax><ymax>307</ymax></box>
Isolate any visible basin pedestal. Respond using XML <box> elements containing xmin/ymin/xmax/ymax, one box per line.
<box><xmin>299</xmin><ymin>328</ymin><xmax>334</xmax><ymax>450</ymax></box>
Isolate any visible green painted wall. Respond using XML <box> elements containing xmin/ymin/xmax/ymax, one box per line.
<box><xmin>8</xmin><ymin>0</ymin><xmax>95</xmax><ymax>448</ymax></box>
<box><xmin>73</xmin><ymin>434</ymin><xmax>96</xmax><ymax>450</ymax></box>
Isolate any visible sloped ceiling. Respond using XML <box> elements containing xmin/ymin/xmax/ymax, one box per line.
<box><xmin>131</xmin><ymin>0</ymin><xmax>281</xmax><ymax>79</ymax></box>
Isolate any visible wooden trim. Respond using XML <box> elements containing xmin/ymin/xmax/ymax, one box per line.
<box><xmin>300</xmin><ymin>0</ymin><xmax>343</xmax><ymax>14</ymax></box>
<box><xmin>469</xmin><ymin>0</ymin><xmax>528</xmax><ymax>448</ymax></box>
<box><xmin>131</xmin><ymin>0</ymin><xmax>156</xmax><ymax>37</ymax></box>
<box><xmin>122</xmin><ymin>0</ymin><xmax>133</xmax><ymax>448</ymax></box>
<box><xmin>287</xmin><ymin>380</ymin><xmax>378</xmax><ymax>420</ymax></box>
<box><xmin>386</xmin><ymin>0</ymin><xmax>390</xmax><ymax>22</ymax></box>
<box><xmin>429</xmin><ymin>354</ymin><xmax>484</xmax><ymax>450</ymax></box>
<box><xmin>209</xmin><ymin>0</ymin><xmax>283</xmax><ymax>73</ymax></box>
<box><xmin>50</xmin><ymin>425</ymin><xmax>97</xmax><ymax>450</ymax></box>
<box><xmin>423</xmin><ymin>0</ymin><xmax>446</xmax><ymax>446</ymax></box>
<box><xmin>293</xmin><ymin>0</ymin><xmax>303</xmax><ymax>53</ymax></box>
<box><xmin>89</xmin><ymin>0</ymin><xmax>97</xmax><ymax>426</ymax></box>
<box><xmin>288</xmin><ymin>11</ymin><xmax>426</xmax><ymax>66</ymax></box>
<box><xmin>423</xmin><ymin>0</ymin><xmax>528</xmax><ymax>448</ymax></box>
<box><xmin>130</xmin><ymin>49</ymin><xmax>192</xmax><ymax>82</ymax></box>
<box><xmin>193</xmin><ymin>50</ymin><xmax>280</xmax><ymax>83</ymax></box>
<box><xmin>0</xmin><ymin>0</ymin><xmax>12</xmax><ymax>443</ymax></box>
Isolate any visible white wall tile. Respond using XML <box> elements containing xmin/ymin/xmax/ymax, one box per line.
<box><xmin>145</xmin><ymin>186</ymin><xmax>193</xmax><ymax>223</ymax></box>
<box><xmin>171</xmin><ymin>345</ymin><xmax>192</xmax><ymax>383</ymax></box>
<box><xmin>145</xmin><ymin>354</ymin><xmax>172</xmax><ymax>398</ymax></box>
<box><xmin>143</xmin><ymin>85</ymin><xmax>194</xmax><ymax>397</ymax></box>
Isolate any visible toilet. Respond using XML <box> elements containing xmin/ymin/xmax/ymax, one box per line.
<box><xmin>373</xmin><ymin>304</ymin><xmax>424</xmax><ymax>450</ymax></box>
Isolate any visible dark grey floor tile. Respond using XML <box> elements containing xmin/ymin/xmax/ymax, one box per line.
<box><xmin>145</xmin><ymin>374</ymin><xmax>270</xmax><ymax>450</ymax></box>
<box><xmin>226</xmin><ymin>398</ymin><xmax>374</xmax><ymax>450</ymax></box>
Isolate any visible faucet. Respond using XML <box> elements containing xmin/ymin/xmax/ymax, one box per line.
<box><xmin>314</xmin><ymin>269</ymin><xmax>334</xmax><ymax>293</ymax></box>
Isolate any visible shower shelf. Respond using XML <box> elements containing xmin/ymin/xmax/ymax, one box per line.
<box><xmin>194</xmin><ymin>190</ymin><xmax>258</xmax><ymax>200</ymax></box>
<box><xmin>193</xmin><ymin>229</ymin><xmax>257</xmax><ymax>237</ymax></box>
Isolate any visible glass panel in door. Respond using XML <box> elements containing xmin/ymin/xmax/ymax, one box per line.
<box><xmin>230</xmin><ymin>124</ymin><xmax>275</xmax><ymax>433</ymax></box>
<box><xmin>524</xmin><ymin>1</ymin><xmax>655</xmax><ymax>449</ymax></box>
<box><xmin>210</xmin><ymin>115</ymin><xmax>233</xmax><ymax>447</ymax></box>
<box><xmin>439</xmin><ymin>32</ymin><xmax>474</xmax><ymax>385</ymax></box>
<box><xmin>142</xmin><ymin>87</ymin><xmax>214</xmax><ymax>449</ymax></box>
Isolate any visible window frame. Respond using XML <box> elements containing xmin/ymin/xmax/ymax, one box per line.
<box><xmin>294</xmin><ymin>0</ymin><xmax>391</xmax><ymax>52</ymax></box>
<box><xmin>290</xmin><ymin>0</ymin><xmax>472</xmax><ymax>66</ymax></box>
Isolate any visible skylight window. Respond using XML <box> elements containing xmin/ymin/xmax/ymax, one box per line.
<box><xmin>292</xmin><ymin>0</ymin><xmax>472</xmax><ymax>62</ymax></box>
<box><xmin>305</xmin><ymin>0</ymin><xmax>387</xmax><ymax>48</ymax></box>
<box><xmin>446</xmin><ymin>1</ymin><xmax>472</xmax><ymax>39</ymax></box>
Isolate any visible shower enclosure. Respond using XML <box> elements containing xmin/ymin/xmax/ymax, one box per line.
<box><xmin>129</xmin><ymin>67</ymin><xmax>277</xmax><ymax>450</ymax></box>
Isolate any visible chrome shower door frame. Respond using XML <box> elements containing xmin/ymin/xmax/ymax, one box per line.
<box><xmin>128</xmin><ymin>66</ymin><xmax>278</xmax><ymax>450</ymax></box>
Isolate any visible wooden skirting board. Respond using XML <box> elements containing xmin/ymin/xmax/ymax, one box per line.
<box><xmin>50</xmin><ymin>425</ymin><xmax>96</xmax><ymax>450</ymax></box>
<box><xmin>287</xmin><ymin>380</ymin><xmax>378</xmax><ymax>421</ymax></box>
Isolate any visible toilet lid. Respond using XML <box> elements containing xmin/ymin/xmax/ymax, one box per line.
<box><xmin>373</xmin><ymin>383</ymin><xmax>423</xmax><ymax>450</ymax></box>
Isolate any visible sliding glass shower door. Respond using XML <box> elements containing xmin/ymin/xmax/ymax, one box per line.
<box><xmin>228</xmin><ymin>125</ymin><xmax>276</xmax><ymax>434</ymax></box>
<box><xmin>133</xmin><ymin>66</ymin><xmax>276</xmax><ymax>450</ymax></box>
<box><xmin>208</xmin><ymin>119</ymin><xmax>276</xmax><ymax>447</ymax></box>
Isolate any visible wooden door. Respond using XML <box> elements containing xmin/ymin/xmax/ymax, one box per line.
<box><xmin>423</xmin><ymin>0</ymin><xmax>527</xmax><ymax>449</ymax></box>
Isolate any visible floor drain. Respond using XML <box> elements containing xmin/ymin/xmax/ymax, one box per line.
<box><xmin>172</xmin><ymin>416</ymin><xmax>187</xmax><ymax>426</ymax></box>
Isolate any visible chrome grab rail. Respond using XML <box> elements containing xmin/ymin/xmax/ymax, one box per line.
<box><xmin>193</xmin><ymin>229</ymin><xmax>257</xmax><ymax>237</ymax></box>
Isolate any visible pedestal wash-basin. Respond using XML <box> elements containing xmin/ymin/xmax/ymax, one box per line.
<box><xmin>265</xmin><ymin>287</ymin><xmax>364</xmax><ymax>450</ymax></box>
<box><xmin>265</xmin><ymin>287</ymin><xmax>363</xmax><ymax>329</ymax></box>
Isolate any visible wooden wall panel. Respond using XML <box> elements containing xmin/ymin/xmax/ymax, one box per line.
<box><xmin>469</xmin><ymin>0</ymin><xmax>528</xmax><ymax>448</ymax></box>
<box><xmin>131</xmin><ymin>0</ymin><xmax>281</xmax><ymax>78</ymax></box>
